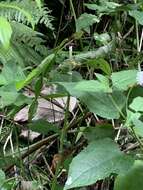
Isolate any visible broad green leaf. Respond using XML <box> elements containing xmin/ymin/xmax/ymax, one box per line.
<box><xmin>85</xmin><ymin>2</ymin><xmax>121</xmax><ymax>14</ymax></box>
<box><xmin>76</xmin><ymin>13</ymin><xmax>99</xmax><ymax>33</ymax></box>
<box><xmin>74</xmin><ymin>43</ymin><xmax>112</xmax><ymax>62</ymax></box>
<box><xmin>80</xmin><ymin>91</ymin><xmax>126</xmax><ymax>119</ymax></box>
<box><xmin>84</xmin><ymin>124</ymin><xmax>114</xmax><ymax>142</ymax></box>
<box><xmin>60</xmin><ymin>74</ymin><xmax>111</xmax><ymax>94</ymax></box>
<box><xmin>132</xmin><ymin>118</ymin><xmax>143</xmax><ymax>137</ymax></box>
<box><xmin>124</xmin><ymin>110</ymin><xmax>141</xmax><ymax>128</ymax></box>
<box><xmin>64</xmin><ymin>138</ymin><xmax>134</xmax><ymax>190</ymax></box>
<box><xmin>0</xmin><ymin>17</ymin><xmax>12</xmax><ymax>49</ymax></box>
<box><xmin>16</xmin><ymin>53</ymin><xmax>55</xmax><ymax>90</ymax></box>
<box><xmin>29</xmin><ymin>119</ymin><xmax>59</xmax><ymax>135</ymax></box>
<box><xmin>114</xmin><ymin>160</ymin><xmax>143</xmax><ymax>190</ymax></box>
<box><xmin>0</xmin><ymin>61</ymin><xmax>25</xmax><ymax>86</ymax></box>
<box><xmin>0</xmin><ymin>84</ymin><xmax>19</xmax><ymax>108</ymax></box>
<box><xmin>94</xmin><ymin>33</ymin><xmax>111</xmax><ymax>45</ymax></box>
<box><xmin>60</xmin><ymin>82</ymin><xmax>125</xmax><ymax>119</ymax></box>
<box><xmin>125</xmin><ymin>110</ymin><xmax>143</xmax><ymax>137</ymax></box>
<box><xmin>86</xmin><ymin>58</ymin><xmax>111</xmax><ymax>75</ymax></box>
<box><xmin>14</xmin><ymin>94</ymin><xmax>32</xmax><ymax>106</ymax></box>
<box><xmin>111</xmin><ymin>70</ymin><xmax>137</xmax><ymax>91</ymax></box>
<box><xmin>73</xmin><ymin>79</ymin><xmax>111</xmax><ymax>93</ymax></box>
<box><xmin>129</xmin><ymin>10</ymin><xmax>143</xmax><ymax>25</ymax></box>
<box><xmin>129</xmin><ymin>97</ymin><xmax>143</xmax><ymax>112</ymax></box>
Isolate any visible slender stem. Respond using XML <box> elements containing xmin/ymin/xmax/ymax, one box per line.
<box><xmin>135</xmin><ymin>20</ymin><xmax>140</xmax><ymax>52</ymax></box>
<box><xmin>139</xmin><ymin>29</ymin><xmax>143</xmax><ymax>52</ymax></box>
<box><xmin>134</xmin><ymin>0</ymin><xmax>141</xmax><ymax>71</ymax></box>
<box><xmin>59</xmin><ymin>94</ymin><xmax>70</xmax><ymax>153</ymax></box>
<box><xmin>54</xmin><ymin>0</ymin><xmax>66</xmax><ymax>47</ymax></box>
<box><xmin>125</xmin><ymin>86</ymin><xmax>134</xmax><ymax>114</ymax></box>
<box><xmin>5</xmin><ymin>134</ymin><xmax>58</xmax><ymax>173</ymax></box>
<box><xmin>131</xmin><ymin>126</ymin><xmax>143</xmax><ymax>150</ymax></box>
<box><xmin>108</xmin><ymin>94</ymin><xmax>126</xmax><ymax>119</ymax></box>
<box><xmin>51</xmin><ymin>95</ymin><xmax>70</xmax><ymax>190</ymax></box>
<box><xmin>69</xmin><ymin>0</ymin><xmax>83</xmax><ymax>50</ymax></box>
<box><xmin>69</xmin><ymin>0</ymin><xmax>77</xmax><ymax>22</ymax></box>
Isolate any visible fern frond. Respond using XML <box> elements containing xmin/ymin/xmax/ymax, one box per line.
<box><xmin>0</xmin><ymin>0</ymin><xmax>54</xmax><ymax>66</ymax></box>
<box><xmin>0</xmin><ymin>0</ymin><xmax>54</xmax><ymax>30</ymax></box>
<box><xmin>11</xmin><ymin>22</ymin><xmax>48</xmax><ymax>55</ymax></box>
<box><xmin>0</xmin><ymin>1</ymin><xmax>34</xmax><ymax>27</ymax></box>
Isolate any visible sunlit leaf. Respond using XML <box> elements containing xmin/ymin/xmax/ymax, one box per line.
<box><xmin>0</xmin><ymin>17</ymin><xmax>12</xmax><ymax>49</ymax></box>
<box><xmin>129</xmin><ymin>10</ymin><xmax>143</xmax><ymax>25</ymax></box>
<box><xmin>64</xmin><ymin>138</ymin><xmax>134</xmax><ymax>189</ymax></box>
<box><xmin>76</xmin><ymin>13</ymin><xmax>99</xmax><ymax>33</ymax></box>
<box><xmin>86</xmin><ymin>58</ymin><xmax>111</xmax><ymax>75</ymax></box>
<box><xmin>111</xmin><ymin>70</ymin><xmax>137</xmax><ymax>91</ymax></box>
<box><xmin>129</xmin><ymin>97</ymin><xmax>143</xmax><ymax>112</ymax></box>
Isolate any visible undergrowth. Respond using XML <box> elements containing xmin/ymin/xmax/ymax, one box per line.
<box><xmin>0</xmin><ymin>0</ymin><xmax>143</xmax><ymax>190</ymax></box>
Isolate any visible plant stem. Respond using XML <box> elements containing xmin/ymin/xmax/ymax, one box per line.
<box><xmin>108</xmin><ymin>94</ymin><xmax>126</xmax><ymax>119</ymax></box>
<box><xmin>69</xmin><ymin>0</ymin><xmax>83</xmax><ymax>50</ymax></box>
<box><xmin>131</xmin><ymin>126</ymin><xmax>143</xmax><ymax>150</ymax></box>
<box><xmin>69</xmin><ymin>0</ymin><xmax>77</xmax><ymax>22</ymax></box>
<box><xmin>54</xmin><ymin>0</ymin><xmax>66</xmax><ymax>47</ymax></box>
<box><xmin>51</xmin><ymin>95</ymin><xmax>70</xmax><ymax>190</ymax></box>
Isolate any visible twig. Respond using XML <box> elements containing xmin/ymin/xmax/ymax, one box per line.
<box><xmin>5</xmin><ymin>134</ymin><xmax>58</xmax><ymax>173</ymax></box>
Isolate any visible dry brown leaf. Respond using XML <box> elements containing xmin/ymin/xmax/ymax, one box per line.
<box><xmin>20</xmin><ymin>129</ymin><xmax>40</xmax><ymax>141</ymax></box>
<box><xmin>14</xmin><ymin>97</ymin><xmax>77</xmax><ymax>123</ymax></box>
<box><xmin>16</xmin><ymin>181</ymin><xmax>41</xmax><ymax>190</ymax></box>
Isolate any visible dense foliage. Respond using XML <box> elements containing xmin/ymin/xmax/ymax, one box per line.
<box><xmin>0</xmin><ymin>0</ymin><xmax>143</xmax><ymax>189</ymax></box>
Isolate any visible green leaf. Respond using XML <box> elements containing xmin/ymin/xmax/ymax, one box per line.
<box><xmin>111</xmin><ymin>70</ymin><xmax>137</xmax><ymax>91</ymax></box>
<box><xmin>60</xmin><ymin>82</ymin><xmax>125</xmax><ymax>119</ymax></box>
<box><xmin>28</xmin><ymin>99</ymin><xmax>38</xmax><ymax>121</ymax></box>
<box><xmin>76</xmin><ymin>13</ymin><xmax>99</xmax><ymax>33</ymax></box>
<box><xmin>35</xmin><ymin>0</ymin><xmax>41</xmax><ymax>9</ymax></box>
<box><xmin>84</xmin><ymin>124</ymin><xmax>114</xmax><ymax>142</ymax></box>
<box><xmin>132</xmin><ymin>118</ymin><xmax>143</xmax><ymax>137</ymax></box>
<box><xmin>80</xmin><ymin>91</ymin><xmax>126</xmax><ymax>119</ymax></box>
<box><xmin>129</xmin><ymin>10</ymin><xmax>143</xmax><ymax>25</ymax></box>
<box><xmin>73</xmin><ymin>43</ymin><xmax>112</xmax><ymax>62</ymax></box>
<box><xmin>14</xmin><ymin>94</ymin><xmax>32</xmax><ymax>106</ymax></box>
<box><xmin>29</xmin><ymin>119</ymin><xmax>59</xmax><ymax>135</ymax></box>
<box><xmin>0</xmin><ymin>61</ymin><xmax>25</xmax><ymax>86</ymax></box>
<box><xmin>86</xmin><ymin>58</ymin><xmax>111</xmax><ymax>75</ymax></box>
<box><xmin>0</xmin><ymin>84</ymin><xmax>19</xmax><ymax>108</ymax></box>
<box><xmin>129</xmin><ymin>97</ymin><xmax>143</xmax><ymax>112</ymax></box>
<box><xmin>124</xmin><ymin>110</ymin><xmax>141</xmax><ymax>128</ymax></box>
<box><xmin>114</xmin><ymin>160</ymin><xmax>143</xmax><ymax>190</ymax></box>
<box><xmin>85</xmin><ymin>2</ymin><xmax>121</xmax><ymax>14</ymax></box>
<box><xmin>60</xmin><ymin>74</ymin><xmax>111</xmax><ymax>93</ymax></box>
<box><xmin>64</xmin><ymin>138</ymin><xmax>134</xmax><ymax>190</ymax></box>
<box><xmin>35</xmin><ymin>77</ymin><xmax>43</xmax><ymax>98</ymax></box>
<box><xmin>94</xmin><ymin>33</ymin><xmax>111</xmax><ymax>45</ymax></box>
<box><xmin>73</xmin><ymin>78</ymin><xmax>111</xmax><ymax>93</ymax></box>
<box><xmin>16</xmin><ymin>53</ymin><xmax>55</xmax><ymax>90</ymax></box>
<box><xmin>0</xmin><ymin>170</ymin><xmax>5</xmax><ymax>186</ymax></box>
<box><xmin>0</xmin><ymin>3</ymin><xmax>34</xmax><ymax>28</ymax></box>
<box><xmin>0</xmin><ymin>17</ymin><xmax>12</xmax><ymax>49</ymax></box>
